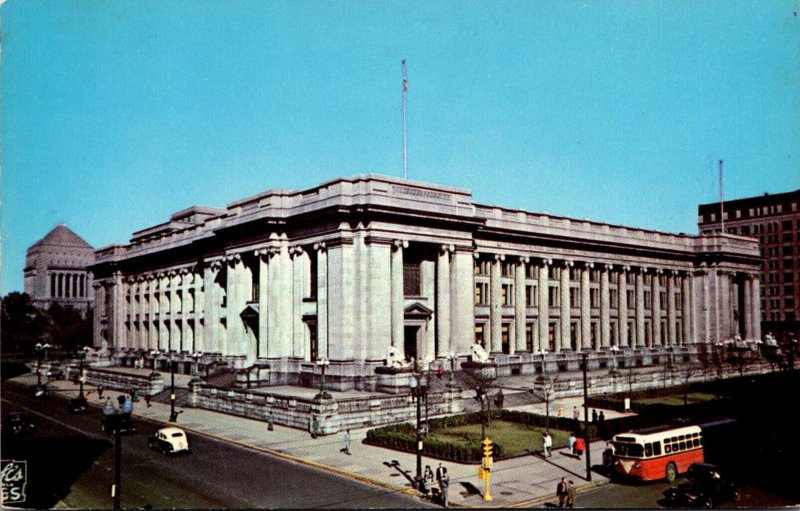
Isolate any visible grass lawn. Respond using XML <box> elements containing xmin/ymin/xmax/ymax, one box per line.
<box><xmin>428</xmin><ymin>420</ymin><xmax>570</xmax><ymax>458</ymax></box>
<box><xmin>636</xmin><ymin>392</ymin><xmax>717</xmax><ymax>407</ymax></box>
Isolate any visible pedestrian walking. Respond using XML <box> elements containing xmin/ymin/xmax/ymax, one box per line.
<box><xmin>592</xmin><ymin>408</ymin><xmax>598</xmax><ymax>423</ymax></box>
<box><xmin>121</xmin><ymin>394</ymin><xmax>133</xmax><ymax>416</ymax></box>
<box><xmin>310</xmin><ymin>416</ymin><xmax>320</xmax><ymax>438</ymax></box>
<box><xmin>575</xmin><ymin>436</ymin><xmax>586</xmax><ymax>459</ymax></box>
<box><xmin>435</xmin><ymin>462</ymin><xmax>445</xmax><ymax>489</ymax></box>
<box><xmin>567</xmin><ymin>480</ymin><xmax>577</xmax><ymax>508</ymax></box>
<box><xmin>103</xmin><ymin>397</ymin><xmax>116</xmax><ymax>416</ymax></box>
<box><xmin>98</xmin><ymin>384</ymin><xmax>105</xmax><ymax>400</ymax></box>
<box><xmin>556</xmin><ymin>477</ymin><xmax>568</xmax><ymax>508</ymax></box>
<box><xmin>573</xmin><ymin>405</ymin><xmax>580</xmax><ymax>421</ymax></box>
<box><xmin>543</xmin><ymin>431</ymin><xmax>553</xmax><ymax>458</ymax></box>
<box><xmin>341</xmin><ymin>429</ymin><xmax>351</xmax><ymax>455</ymax></box>
<box><xmin>494</xmin><ymin>389</ymin><xmax>504</xmax><ymax>410</ymax></box>
<box><xmin>422</xmin><ymin>465</ymin><xmax>435</xmax><ymax>495</ymax></box>
<box><xmin>439</xmin><ymin>467</ymin><xmax>450</xmax><ymax>507</ymax></box>
<box><xmin>598</xmin><ymin>411</ymin><xmax>606</xmax><ymax>439</ymax></box>
<box><xmin>267</xmin><ymin>411</ymin><xmax>274</xmax><ymax>431</ymax></box>
<box><xmin>144</xmin><ymin>393</ymin><xmax>152</xmax><ymax>407</ymax></box>
<box><xmin>568</xmin><ymin>432</ymin><xmax>576</xmax><ymax>456</ymax></box>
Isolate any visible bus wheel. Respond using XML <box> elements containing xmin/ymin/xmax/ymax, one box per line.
<box><xmin>665</xmin><ymin>462</ymin><xmax>677</xmax><ymax>483</ymax></box>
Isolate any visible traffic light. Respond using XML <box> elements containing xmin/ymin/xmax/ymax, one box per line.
<box><xmin>482</xmin><ymin>437</ymin><xmax>493</xmax><ymax>458</ymax></box>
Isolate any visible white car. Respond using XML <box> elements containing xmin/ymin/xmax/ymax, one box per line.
<box><xmin>147</xmin><ymin>427</ymin><xmax>190</xmax><ymax>454</ymax></box>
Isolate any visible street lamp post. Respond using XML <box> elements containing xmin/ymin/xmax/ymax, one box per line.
<box><xmin>581</xmin><ymin>352</ymin><xmax>592</xmax><ymax>482</ymax></box>
<box><xmin>34</xmin><ymin>343</ymin><xmax>51</xmax><ymax>392</ymax></box>
<box><xmin>315</xmin><ymin>358</ymin><xmax>331</xmax><ymax>400</ymax></box>
<box><xmin>409</xmin><ymin>372</ymin><xmax>428</xmax><ymax>489</ymax></box>
<box><xmin>77</xmin><ymin>346</ymin><xmax>90</xmax><ymax>399</ymax></box>
<box><xmin>448</xmin><ymin>351</ymin><xmax>457</xmax><ymax>386</ymax></box>
<box><xmin>539</xmin><ymin>349</ymin><xmax>547</xmax><ymax>375</ymax></box>
<box><xmin>169</xmin><ymin>354</ymin><xmax>178</xmax><ymax>422</ymax></box>
<box><xmin>150</xmin><ymin>350</ymin><xmax>160</xmax><ymax>371</ymax></box>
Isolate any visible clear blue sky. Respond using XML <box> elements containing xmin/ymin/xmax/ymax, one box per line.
<box><xmin>2</xmin><ymin>0</ymin><xmax>799</xmax><ymax>294</ymax></box>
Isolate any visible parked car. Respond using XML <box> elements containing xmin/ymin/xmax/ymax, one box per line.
<box><xmin>68</xmin><ymin>396</ymin><xmax>91</xmax><ymax>414</ymax></box>
<box><xmin>664</xmin><ymin>463</ymin><xmax>743</xmax><ymax>508</ymax></box>
<box><xmin>100</xmin><ymin>413</ymin><xmax>137</xmax><ymax>435</ymax></box>
<box><xmin>147</xmin><ymin>427</ymin><xmax>190</xmax><ymax>454</ymax></box>
<box><xmin>3</xmin><ymin>412</ymin><xmax>37</xmax><ymax>439</ymax></box>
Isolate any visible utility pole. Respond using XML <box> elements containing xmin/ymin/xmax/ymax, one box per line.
<box><xmin>402</xmin><ymin>59</ymin><xmax>408</xmax><ymax>180</ymax></box>
<box><xmin>719</xmin><ymin>159</ymin><xmax>724</xmax><ymax>233</ymax></box>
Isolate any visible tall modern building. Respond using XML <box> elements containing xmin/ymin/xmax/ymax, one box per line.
<box><xmin>24</xmin><ymin>224</ymin><xmax>95</xmax><ymax>316</ymax></box>
<box><xmin>698</xmin><ymin>189</ymin><xmax>800</xmax><ymax>341</ymax></box>
<box><xmin>90</xmin><ymin>175</ymin><xmax>761</xmax><ymax>390</ymax></box>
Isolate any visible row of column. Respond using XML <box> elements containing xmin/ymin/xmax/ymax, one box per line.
<box><xmin>481</xmin><ymin>257</ymin><xmax>696</xmax><ymax>353</ymax></box>
<box><xmin>50</xmin><ymin>272</ymin><xmax>88</xmax><ymax>299</ymax></box>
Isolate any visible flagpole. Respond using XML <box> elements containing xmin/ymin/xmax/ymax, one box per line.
<box><xmin>402</xmin><ymin>59</ymin><xmax>408</xmax><ymax>180</ymax></box>
<box><xmin>719</xmin><ymin>159</ymin><xmax>724</xmax><ymax>233</ymax></box>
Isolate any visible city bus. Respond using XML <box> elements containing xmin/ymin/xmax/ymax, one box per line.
<box><xmin>610</xmin><ymin>419</ymin><xmax>737</xmax><ymax>483</ymax></box>
<box><xmin>610</xmin><ymin>424</ymin><xmax>704</xmax><ymax>482</ymax></box>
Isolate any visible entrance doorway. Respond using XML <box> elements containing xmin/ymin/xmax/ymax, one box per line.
<box><xmin>404</xmin><ymin>325</ymin><xmax>419</xmax><ymax>362</ymax></box>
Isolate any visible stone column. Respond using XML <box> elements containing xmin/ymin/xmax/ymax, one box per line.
<box><xmin>365</xmin><ymin>241</ymin><xmax>391</xmax><ymax>360</ymax></box>
<box><xmin>743</xmin><ymin>275</ymin><xmax>753</xmax><ymax>341</ymax></box>
<box><xmin>652</xmin><ymin>269</ymin><xmax>662</xmax><ymax>347</ymax></box>
<box><xmin>560</xmin><ymin>261</ymin><xmax>572</xmax><ymax>351</ymax></box>
<box><xmin>158</xmin><ymin>273</ymin><xmax>169</xmax><ymax>351</ymax></box>
<box><xmin>327</xmin><ymin>239</ymin><xmax>356</xmax><ymax>361</ymax></box>
<box><xmin>315</xmin><ymin>242</ymin><xmax>329</xmax><ymax>359</ymax></box>
<box><xmin>149</xmin><ymin>275</ymin><xmax>159</xmax><ymax>351</ymax></box>
<box><xmin>538</xmin><ymin>258</ymin><xmax>551</xmax><ymax>352</ymax></box>
<box><xmin>128</xmin><ymin>278</ymin><xmax>138</xmax><ymax>349</ymax></box>
<box><xmin>93</xmin><ymin>282</ymin><xmax>104</xmax><ymax>346</ymax></box>
<box><xmin>255</xmin><ymin>248</ymin><xmax>272</xmax><ymax>358</ymax></box>
<box><xmin>390</xmin><ymin>240</ymin><xmax>406</xmax><ymax>358</ymax></box>
<box><xmin>273</xmin><ymin>238</ymin><xmax>294</xmax><ymax>359</ymax></box>
<box><xmin>181</xmin><ymin>270</ymin><xmax>193</xmax><ymax>352</ymax></box>
<box><xmin>436</xmin><ymin>245</ymin><xmax>452</xmax><ymax>357</ymax></box>
<box><xmin>681</xmin><ymin>273</ymin><xmax>692</xmax><ymax>345</ymax></box>
<box><xmin>111</xmin><ymin>272</ymin><xmax>126</xmax><ymax>349</ymax></box>
<box><xmin>635</xmin><ymin>269</ymin><xmax>645</xmax><ymax>347</ymax></box>
<box><xmin>193</xmin><ymin>271</ymin><xmax>204</xmax><ymax>353</ymax></box>
<box><xmin>667</xmin><ymin>271</ymin><xmax>676</xmax><ymax>346</ymax></box>
<box><xmin>169</xmin><ymin>271</ymin><xmax>181</xmax><ymax>352</ymax></box>
<box><xmin>751</xmin><ymin>274</ymin><xmax>761</xmax><ymax>341</ymax></box>
<box><xmin>720</xmin><ymin>270</ymin><xmax>732</xmax><ymax>340</ymax></box>
<box><xmin>451</xmin><ymin>249</ymin><xmax>475</xmax><ymax>355</ymax></box>
<box><xmin>490</xmin><ymin>254</ymin><xmax>504</xmax><ymax>353</ymax></box>
<box><xmin>619</xmin><ymin>267</ymin><xmax>629</xmax><ymax>347</ymax></box>
<box><xmin>203</xmin><ymin>262</ymin><xmax>221</xmax><ymax>354</ymax></box>
<box><xmin>600</xmin><ymin>264</ymin><xmax>611</xmax><ymax>349</ymax></box>
<box><xmin>580</xmin><ymin>262</ymin><xmax>592</xmax><ymax>351</ymax></box>
<box><xmin>290</xmin><ymin>246</ymin><xmax>309</xmax><ymax>359</ymax></box>
<box><xmin>514</xmin><ymin>256</ymin><xmax>528</xmax><ymax>353</ymax></box>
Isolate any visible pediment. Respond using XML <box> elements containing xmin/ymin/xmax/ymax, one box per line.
<box><xmin>240</xmin><ymin>303</ymin><xmax>260</xmax><ymax>320</ymax></box>
<box><xmin>404</xmin><ymin>302</ymin><xmax>433</xmax><ymax>318</ymax></box>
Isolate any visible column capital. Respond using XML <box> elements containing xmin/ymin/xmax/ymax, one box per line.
<box><xmin>314</xmin><ymin>241</ymin><xmax>328</xmax><ymax>252</ymax></box>
<box><xmin>493</xmin><ymin>253</ymin><xmax>505</xmax><ymax>262</ymax></box>
<box><xmin>517</xmin><ymin>255</ymin><xmax>529</xmax><ymax>265</ymax></box>
<box><xmin>540</xmin><ymin>257</ymin><xmax>552</xmax><ymax>267</ymax></box>
<box><xmin>207</xmin><ymin>259</ymin><xmax>224</xmax><ymax>272</ymax></box>
<box><xmin>604</xmin><ymin>263</ymin><xmax>614</xmax><ymax>271</ymax></box>
<box><xmin>289</xmin><ymin>245</ymin><xmax>305</xmax><ymax>258</ymax></box>
<box><xmin>581</xmin><ymin>261</ymin><xmax>594</xmax><ymax>270</ymax></box>
<box><xmin>622</xmin><ymin>265</ymin><xmax>631</xmax><ymax>273</ymax></box>
<box><xmin>225</xmin><ymin>253</ymin><xmax>242</xmax><ymax>265</ymax></box>
<box><xmin>561</xmin><ymin>259</ymin><xmax>574</xmax><ymax>268</ymax></box>
<box><xmin>439</xmin><ymin>244</ymin><xmax>455</xmax><ymax>255</ymax></box>
<box><xmin>255</xmin><ymin>246</ymin><xmax>280</xmax><ymax>259</ymax></box>
<box><xmin>391</xmin><ymin>239</ymin><xmax>407</xmax><ymax>251</ymax></box>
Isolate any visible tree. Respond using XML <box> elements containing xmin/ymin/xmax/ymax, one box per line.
<box><xmin>0</xmin><ymin>292</ymin><xmax>48</xmax><ymax>353</ymax></box>
<box><xmin>46</xmin><ymin>303</ymin><xmax>92</xmax><ymax>351</ymax></box>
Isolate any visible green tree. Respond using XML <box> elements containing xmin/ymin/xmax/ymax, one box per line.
<box><xmin>46</xmin><ymin>303</ymin><xmax>92</xmax><ymax>351</ymax></box>
<box><xmin>1</xmin><ymin>292</ymin><xmax>48</xmax><ymax>353</ymax></box>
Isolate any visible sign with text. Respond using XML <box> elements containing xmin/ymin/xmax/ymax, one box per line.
<box><xmin>1</xmin><ymin>459</ymin><xmax>28</xmax><ymax>506</ymax></box>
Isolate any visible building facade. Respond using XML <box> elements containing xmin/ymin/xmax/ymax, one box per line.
<box><xmin>24</xmin><ymin>224</ymin><xmax>95</xmax><ymax>316</ymax></box>
<box><xmin>698</xmin><ymin>189</ymin><xmax>800</xmax><ymax>341</ymax></box>
<box><xmin>91</xmin><ymin>176</ymin><xmax>762</xmax><ymax>390</ymax></box>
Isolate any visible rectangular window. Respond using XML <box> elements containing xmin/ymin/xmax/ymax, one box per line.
<box><xmin>526</xmin><ymin>285</ymin><xmax>537</xmax><ymax>307</ymax></box>
<box><xmin>644</xmin><ymin>290</ymin><xmax>652</xmax><ymax>310</ymax></box>
<box><xmin>570</xmin><ymin>287</ymin><xmax>580</xmax><ymax>308</ymax></box>
<box><xmin>660</xmin><ymin>291</ymin><xmax>667</xmax><ymax>310</ymax></box>
<box><xmin>610</xmin><ymin>289</ymin><xmax>619</xmax><ymax>308</ymax></box>
<box><xmin>626</xmin><ymin>272</ymin><xmax>635</xmax><ymax>285</ymax></box>
<box><xmin>610</xmin><ymin>321</ymin><xmax>617</xmax><ymax>346</ymax></box>
<box><xmin>590</xmin><ymin>269</ymin><xmax>600</xmax><ymax>282</ymax></box>
<box><xmin>549</xmin><ymin>266</ymin><xmax>560</xmax><ymax>280</ymax></box>
<box><xmin>570</xmin><ymin>322</ymin><xmax>578</xmax><ymax>350</ymax></box>
<box><xmin>475</xmin><ymin>282</ymin><xmax>488</xmax><ymax>305</ymax></box>
<box><xmin>570</xmin><ymin>267</ymin><xmax>581</xmax><ymax>281</ymax></box>
<box><xmin>627</xmin><ymin>290</ymin><xmax>636</xmax><ymax>310</ymax></box>
<box><xmin>475</xmin><ymin>324</ymin><xmax>486</xmax><ymax>348</ymax></box>
<box><xmin>526</xmin><ymin>323</ymin><xmax>534</xmax><ymax>352</ymax></box>
<box><xmin>590</xmin><ymin>289</ymin><xmax>599</xmax><ymax>308</ymax></box>
<box><xmin>548</xmin><ymin>322</ymin><xmax>557</xmax><ymax>351</ymax></box>
<box><xmin>675</xmin><ymin>291</ymin><xmax>683</xmax><ymax>310</ymax></box>
<box><xmin>590</xmin><ymin>322</ymin><xmax>598</xmax><ymax>349</ymax></box>
<box><xmin>308</xmin><ymin>322</ymin><xmax>318</xmax><ymax>361</ymax></box>
<box><xmin>609</xmin><ymin>272</ymin><xmax>619</xmax><ymax>284</ymax></box>
<box><xmin>502</xmin><ymin>284</ymin><xmax>513</xmax><ymax>306</ymax></box>
<box><xmin>526</xmin><ymin>264</ymin><xmax>538</xmax><ymax>279</ymax></box>
<box><xmin>474</xmin><ymin>259</ymin><xmax>489</xmax><ymax>275</ymax></box>
<box><xmin>548</xmin><ymin>286</ymin><xmax>559</xmax><ymax>307</ymax></box>
<box><xmin>501</xmin><ymin>323</ymin><xmax>510</xmax><ymax>353</ymax></box>
<box><xmin>403</xmin><ymin>262</ymin><xmax>421</xmax><ymax>296</ymax></box>
<box><xmin>502</xmin><ymin>262</ymin><xmax>514</xmax><ymax>277</ymax></box>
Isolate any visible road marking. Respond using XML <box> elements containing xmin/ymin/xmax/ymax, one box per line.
<box><xmin>1</xmin><ymin>396</ymin><xmax>106</xmax><ymax>440</ymax></box>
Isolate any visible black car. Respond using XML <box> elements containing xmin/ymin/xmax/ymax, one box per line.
<box><xmin>68</xmin><ymin>396</ymin><xmax>91</xmax><ymax>414</ymax></box>
<box><xmin>664</xmin><ymin>463</ymin><xmax>743</xmax><ymax>508</ymax></box>
<box><xmin>3</xmin><ymin>412</ymin><xmax>37</xmax><ymax>439</ymax></box>
<box><xmin>100</xmin><ymin>413</ymin><xmax>137</xmax><ymax>435</ymax></box>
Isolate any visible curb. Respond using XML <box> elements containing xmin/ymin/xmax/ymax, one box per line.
<box><xmin>506</xmin><ymin>479</ymin><xmax>609</xmax><ymax>508</ymax></box>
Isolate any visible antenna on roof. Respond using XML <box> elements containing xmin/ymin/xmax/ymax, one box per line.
<box><xmin>718</xmin><ymin>159</ymin><xmax>724</xmax><ymax>232</ymax></box>
<box><xmin>402</xmin><ymin>59</ymin><xmax>408</xmax><ymax>180</ymax></box>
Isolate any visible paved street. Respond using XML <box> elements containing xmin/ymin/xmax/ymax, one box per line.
<box><xmin>2</xmin><ymin>384</ymin><xmax>432</xmax><ymax>509</ymax></box>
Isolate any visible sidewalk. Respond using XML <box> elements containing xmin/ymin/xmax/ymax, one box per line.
<box><xmin>9</xmin><ymin>373</ymin><xmax>614</xmax><ymax>508</ymax></box>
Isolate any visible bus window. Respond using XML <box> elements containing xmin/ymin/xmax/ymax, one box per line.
<box><xmin>653</xmin><ymin>442</ymin><xmax>662</xmax><ymax>456</ymax></box>
<box><xmin>679</xmin><ymin>441</ymin><xmax>686</xmax><ymax>450</ymax></box>
<box><xmin>693</xmin><ymin>439</ymin><xmax>700</xmax><ymax>447</ymax></box>
<box><xmin>645</xmin><ymin>443</ymin><xmax>653</xmax><ymax>457</ymax></box>
<box><xmin>665</xmin><ymin>444</ymin><xmax>672</xmax><ymax>453</ymax></box>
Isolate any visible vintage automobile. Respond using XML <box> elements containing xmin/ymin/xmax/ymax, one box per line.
<box><xmin>147</xmin><ymin>427</ymin><xmax>190</xmax><ymax>454</ymax></box>
<box><xmin>100</xmin><ymin>413</ymin><xmax>137</xmax><ymax>435</ymax></box>
<box><xmin>3</xmin><ymin>412</ymin><xmax>37</xmax><ymax>439</ymax></box>
<box><xmin>68</xmin><ymin>396</ymin><xmax>91</xmax><ymax>414</ymax></box>
<box><xmin>664</xmin><ymin>463</ymin><xmax>743</xmax><ymax>508</ymax></box>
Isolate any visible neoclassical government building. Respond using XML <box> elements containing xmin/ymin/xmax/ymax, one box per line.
<box><xmin>91</xmin><ymin>176</ymin><xmax>762</xmax><ymax>390</ymax></box>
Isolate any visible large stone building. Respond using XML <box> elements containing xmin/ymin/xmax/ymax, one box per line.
<box><xmin>90</xmin><ymin>175</ymin><xmax>762</xmax><ymax>390</ymax></box>
<box><xmin>24</xmin><ymin>224</ymin><xmax>95</xmax><ymax>316</ymax></box>
<box><xmin>698</xmin><ymin>189</ymin><xmax>800</xmax><ymax>341</ymax></box>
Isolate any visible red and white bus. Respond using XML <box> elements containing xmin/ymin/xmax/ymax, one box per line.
<box><xmin>610</xmin><ymin>424</ymin><xmax>705</xmax><ymax>482</ymax></box>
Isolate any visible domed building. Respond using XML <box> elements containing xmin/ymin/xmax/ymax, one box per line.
<box><xmin>24</xmin><ymin>224</ymin><xmax>95</xmax><ymax>316</ymax></box>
